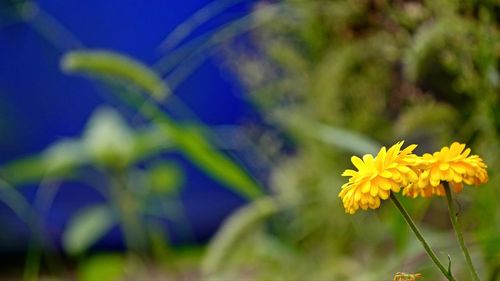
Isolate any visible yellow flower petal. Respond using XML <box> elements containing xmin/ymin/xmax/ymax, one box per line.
<box><xmin>402</xmin><ymin>142</ymin><xmax>488</xmax><ymax>198</ymax></box>
<box><xmin>339</xmin><ymin>141</ymin><xmax>419</xmax><ymax>214</ymax></box>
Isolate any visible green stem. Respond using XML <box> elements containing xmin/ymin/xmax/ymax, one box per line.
<box><xmin>444</xmin><ymin>183</ymin><xmax>481</xmax><ymax>281</ymax></box>
<box><xmin>109</xmin><ymin>170</ymin><xmax>146</xmax><ymax>257</ymax></box>
<box><xmin>23</xmin><ymin>242</ymin><xmax>41</xmax><ymax>281</ymax></box>
<box><xmin>390</xmin><ymin>193</ymin><xmax>455</xmax><ymax>281</ymax></box>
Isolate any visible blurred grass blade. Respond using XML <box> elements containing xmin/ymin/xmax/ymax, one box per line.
<box><xmin>0</xmin><ymin>178</ymin><xmax>34</xmax><ymax>225</ymax></box>
<box><xmin>172</xmin><ymin>125</ymin><xmax>262</xmax><ymax>199</ymax></box>
<box><xmin>63</xmin><ymin>204</ymin><xmax>115</xmax><ymax>256</ymax></box>
<box><xmin>159</xmin><ymin>0</ymin><xmax>244</xmax><ymax>51</ymax></box>
<box><xmin>202</xmin><ymin>197</ymin><xmax>278</xmax><ymax>276</ymax></box>
<box><xmin>61</xmin><ymin>50</ymin><xmax>170</xmax><ymax>100</ymax></box>
<box><xmin>132</xmin><ymin>126</ymin><xmax>175</xmax><ymax>161</ymax></box>
<box><xmin>104</xmin><ymin>89</ymin><xmax>264</xmax><ymax>200</ymax></box>
<box><xmin>312</xmin><ymin>123</ymin><xmax>380</xmax><ymax>155</ymax></box>
<box><xmin>155</xmin><ymin>3</ymin><xmax>282</xmax><ymax>78</ymax></box>
<box><xmin>277</xmin><ymin>113</ymin><xmax>381</xmax><ymax>155</ymax></box>
<box><xmin>0</xmin><ymin>126</ymin><xmax>174</xmax><ymax>185</ymax></box>
<box><xmin>43</xmin><ymin>138</ymin><xmax>88</xmax><ymax>173</ymax></box>
<box><xmin>24</xmin><ymin>2</ymin><xmax>83</xmax><ymax>52</ymax></box>
<box><xmin>60</xmin><ymin>49</ymin><xmax>263</xmax><ymax>199</ymax></box>
<box><xmin>0</xmin><ymin>156</ymin><xmax>47</xmax><ymax>185</ymax></box>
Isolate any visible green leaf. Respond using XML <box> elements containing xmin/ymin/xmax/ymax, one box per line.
<box><xmin>43</xmin><ymin>138</ymin><xmax>87</xmax><ymax>173</ymax></box>
<box><xmin>61</xmin><ymin>50</ymin><xmax>170</xmax><ymax>100</ymax></box>
<box><xmin>63</xmin><ymin>204</ymin><xmax>115</xmax><ymax>256</ymax></box>
<box><xmin>202</xmin><ymin>197</ymin><xmax>279</xmax><ymax>276</ymax></box>
<box><xmin>119</xmin><ymin>95</ymin><xmax>263</xmax><ymax>200</ymax></box>
<box><xmin>0</xmin><ymin>156</ymin><xmax>46</xmax><ymax>185</ymax></box>
<box><xmin>132</xmin><ymin>126</ymin><xmax>175</xmax><ymax>160</ymax></box>
<box><xmin>77</xmin><ymin>253</ymin><xmax>126</xmax><ymax>281</ymax></box>
<box><xmin>171</xmin><ymin>125</ymin><xmax>263</xmax><ymax>199</ymax></box>
<box><xmin>60</xmin><ymin>53</ymin><xmax>263</xmax><ymax>200</ymax></box>
<box><xmin>0</xmin><ymin>126</ymin><xmax>174</xmax><ymax>185</ymax></box>
<box><xmin>277</xmin><ymin>113</ymin><xmax>381</xmax><ymax>155</ymax></box>
<box><xmin>311</xmin><ymin>124</ymin><xmax>381</xmax><ymax>155</ymax></box>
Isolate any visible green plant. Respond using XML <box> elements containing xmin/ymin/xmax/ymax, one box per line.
<box><xmin>208</xmin><ymin>0</ymin><xmax>499</xmax><ymax>280</ymax></box>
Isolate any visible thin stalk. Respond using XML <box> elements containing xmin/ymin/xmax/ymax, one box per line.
<box><xmin>0</xmin><ymin>179</ymin><xmax>62</xmax><ymax>278</ymax></box>
<box><xmin>22</xmin><ymin>242</ymin><xmax>41</xmax><ymax>281</ymax></box>
<box><xmin>109</xmin><ymin>170</ymin><xmax>146</xmax><ymax>257</ymax></box>
<box><xmin>444</xmin><ymin>183</ymin><xmax>481</xmax><ymax>281</ymax></box>
<box><xmin>390</xmin><ymin>193</ymin><xmax>455</xmax><ymax>281</ymax></box>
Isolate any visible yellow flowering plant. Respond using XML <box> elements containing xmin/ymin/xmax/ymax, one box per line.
<box><xmin>339</xmin><ymin>141</ymin><xmax>418</xmax><ymax>214</ymax></box>
<box><xmin>340</xmin><ymin>141</ymin><xmax>488</xmax><ymax>281</ymax></box>
<box><xmin>404</xmin><ymin>142</ymin><xmax>488</xmax><ymax>198</ymax></box>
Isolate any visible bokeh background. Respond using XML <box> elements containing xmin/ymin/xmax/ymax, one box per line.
<box><xmin>0</xmin><ymin>0</ymin><xmax>258</xmax><ymax>246</ymax></box>
<box><xmin>0</xmin><ymin>0</ymin><xmax>499</xmax><ymax>280</ymax></box>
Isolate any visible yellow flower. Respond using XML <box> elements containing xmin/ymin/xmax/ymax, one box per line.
<box><xmin>403</xmin><ymin>142</ymin><xmax>488</xmax><ymax>198</ymax></box>
<box><xmin>339</xmin><ymin>141</ymin><xmax>418</xmax><ymax>214</ymax></box>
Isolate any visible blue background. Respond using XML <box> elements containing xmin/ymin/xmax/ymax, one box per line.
<box><xmin>0</xmin><ymin>0</ymin><xmax>263</xmax><ymax>252</ymax></box>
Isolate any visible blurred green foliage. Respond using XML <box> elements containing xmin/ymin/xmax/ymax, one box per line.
<box><xmin>63</xmin><ymin>204</ymin><xmax>115</xmax><ymax>256</ymax></box>
<box><xmin>77</xmin><ymin>253</ymin><xmax>126</xmax><ymax>281</ymax></box>
<box><xmin>213</xmin><ymin>0</ymin><xmax>499</xmax><ymax>280</ymax></box>
<box><xmin>61</xmin><ymin>51</ymin><xmax>170</xmax><ymax>100</ymax></box>
<box><xmin>0</xmin><ymin>0</ymin><xmax>498</xmax><ymax>280</ymax></box>
<box><xmin>0</xmin><ymin>48</ymin><xmax>262</xmax><ymax>279</ymax></box>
